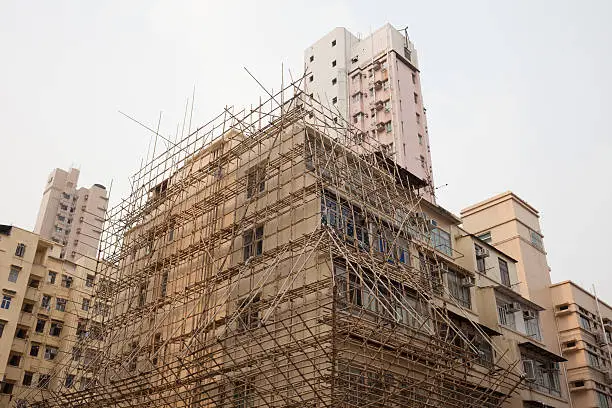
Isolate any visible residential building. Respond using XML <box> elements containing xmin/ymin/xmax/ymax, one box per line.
<box><xmin>0</xmin><ymin>225</ymin><xmax>96</xmax><ymax>407</ymax></box>
<box><xmin>551</xmin><ymin>281</ymin><xmax>612</xmax><ymax>408</ymax></box>
<box><xmin>304</xmin><ymin>24</ymin><xmax>435</xmax><ymax>199</ymax></box>
<box><xmin>461</xmin><ymin>191</ymin><xmax>572</xmax><ymax>407</ymax></box>
<box><xmin>34</xmin><ymin>167</ymin><xmax>108</xmax><ymax>261</ymax></box>
<box><xmin>16</xmin><ymin>91</ymin><xmax>570</xmax><ymax>407</ymax></box>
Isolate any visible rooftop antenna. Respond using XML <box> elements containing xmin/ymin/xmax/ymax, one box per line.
<box><xmin>402</xmin><ymin>25</ymin><xmax>410</xmax><ymax>46</ymax></box>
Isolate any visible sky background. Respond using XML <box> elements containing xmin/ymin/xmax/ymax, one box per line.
<box><xmin>1</xmin><ymin>1</ymin><xmax>611</xmax><ymax>298</ymax></box>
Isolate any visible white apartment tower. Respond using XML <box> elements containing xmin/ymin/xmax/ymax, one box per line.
<box><xmin>304</xmin><ymin>24</ymin><xmax>434</xmax><ymax>200</ymax></box>
<box><xmin>34</xmin><ymin>168</ymin><xmax>108</xmax><ymax>260</ymax></box>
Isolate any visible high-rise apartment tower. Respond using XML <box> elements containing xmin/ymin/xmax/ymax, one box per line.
<box><xmin>34</xmin><ymin>168</ymin><xmax>108</xmax><ymax>260</ymax></box>
<box><xmin>304</xmin><ymin>24</ymin><xmax>434</xmax><ymax>199</ymax></box>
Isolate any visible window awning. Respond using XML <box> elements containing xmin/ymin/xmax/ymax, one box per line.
<box><xmin>495</xmin><ymin>284</ymin><xmax>545</xmax><ymax>311</ymax></box>
<box><xmin>519</xmin><ymin>341</ymin><xmax>567</xmax><ymax>362</ymax></box>
<box><xmin>445</xmin><ymin>309</ymin><xmax>502</xmax><ymax>337</ymax></box>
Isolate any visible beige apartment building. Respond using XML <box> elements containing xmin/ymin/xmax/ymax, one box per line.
<box><xmin>551</xmin><ymin>281</ymin><xmax>612</xmax><ymax>408</ymax></box>
<box><xmin>461</xmin><ymin>191</ymin><xmax>573</xmax><ymax>407</ymax></box>
<box><xmin>34</xmin><ymin>167</ymin><xmax>108</xmax><ymax>261</ymax></box>
<box><xmin>12</xmin><ymin>91</ymin><xmax>572</xmax><ymax>407</ymax></box>
<box><xmin>0</xmin><ymin>225</ymin><xmax>97</xmax><ymax>407</ymax></box>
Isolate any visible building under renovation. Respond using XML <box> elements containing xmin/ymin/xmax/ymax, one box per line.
<box><xmin>7</xmin><ymin>74</ymin><xmax>576</xmax><ymax>408</ymax></box>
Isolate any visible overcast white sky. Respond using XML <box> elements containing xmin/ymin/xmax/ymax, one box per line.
<box><xmin>1</xmin><ymin>1</ymin><xmax>611</xmax><ymax>298</ymax></box>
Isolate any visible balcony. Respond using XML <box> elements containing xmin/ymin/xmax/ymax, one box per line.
<box><xmin>19</xmin><ymin>312</ymin><xmax>34</xmax><ymax>327</ymax></box>
<box><xmin>24</xmin><ymin>286</ymin><xmax>39</xmax><ymax>302</ymax></box>
<box><xmin>4</xmin><ymin>365</ymin><xmax>22</xmax><ymax>382</ymax></box>
<box><xmin>31</xmin><ymin>264</ymin><xmax>46</xmax><ymax>278</ymax></box>
<box><xmin>11</xmin><ymin>338</ymin><xmax>27</xmax><ymax>354</ymax></box>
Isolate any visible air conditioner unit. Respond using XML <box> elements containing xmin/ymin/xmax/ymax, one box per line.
<box><xmin>522</xmin><ymin>360</ymin><xmax>536</xmax><ymax>382</ymax></box>
<box><xmin>461</xmin><ymin>276</ymin><xmax>476</xmax><ymax>288</ymax></box>
<box><xmin>506</xmin><ymin>302</ymin><xmax>521</xmax><ymax>313</ymax></box>
<box><xmin>523</xmin><ymin>310</ymin><xmax>537</xmax><ymax>321</ymax></box>
<box><xmin>475</xmin><ymin>247</ymin><xmax>490</xmax><ymax>259</ymax></box>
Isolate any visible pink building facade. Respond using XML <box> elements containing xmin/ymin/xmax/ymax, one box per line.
<box><xmin>304</xmin><ymin>24</ymin><xmax>434</xmax><ymax>200</ymax></box>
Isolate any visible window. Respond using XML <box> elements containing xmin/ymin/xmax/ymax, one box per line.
<box><xmin>499</xmin><ymin>258</ymin><xmax>510</xmax><ymax>287</ymax></box>
<box><xmin>15</xmin><ymin>326</ymin><xmax>27</xmax><ymax>339</ymax></box>
<box><xmin>61</xmin><ymin>274</ymin><xmax>73</xmax><ymax>288</ymax></box>
<box><xmin>8</xmin><ymin>353</ymin><xmax>21</xmax><ymax>366</ymax></box>
<box><xmin>139</xmin><ymin>284</ymin><xmax>147</xmax><ymax>307</ymax></box>
<box><xmin>321</xmin><ymin>195</ymin><xmax>369</xmax><ymax>247</ymax></box>
<box><xmin>38</xmin><ymin>374</ymin><xmax>50</xmax><ymax>389</ymax></box>
<box><xmin>597</xmin><ymin>391</ymin><xmax>610</xmax><ymax>408</ymax></box>
<box><xmin>56</xmin><ymin>298</ymin><xmax>67</xmax><ymax>312</ymax></box>
<box><xmin>498</xmin><ymin>301</ymin><xmax>516</xmax><ymax>329</ymax></box>
<box><xmin>23</xmin><ymin>372</ymin><xmax>33</xmax><ymax>387</ymax></box>
<box><xmin>447</xmin><ymin>270</ymin><xmax>471</xmax><ymax>308</ymax></box>
<box><xmin>58</xmin><ymin>215</ymin><xmax>66</xmax><ymax>222</ymax></box>
<box><xmin>237</xmin><ymin>295</ymin><xmax>260</xmax><ymax>333</ymax></box>
<box><xmin>47</xmin><ymin>271</ymin><xmax>57</xmax><ymax>284</ymax></box>
<box><xmin>332</xmin><ymin>60</ymin><xmax>336</xmax><ymax>67</ymax></box>
<box><xmin>15</xmin><ymin>243</ymin><xmax>26</xmax><ymax>257</ymax></box>
<box><xmin>35</xmin><ymin>319</ymin><xmax>46</xmax><ymax>333</ymax></box>
<box><xmin>477</xmin><ymin>231</ymin><xmax>492</xmax><ymax>244</ymax></box>
<box><xmin>385</xmin><ymin>121</ymin><xmax>392</xmax><ymax>133</ymax></box>
<box><xmin>414</xmin><ymin>93</ymin><xmax>418</xmax><ymax>104</ymax></box>
<box><xmin>524</xmin><ymin>312</ymin><xmax>542</xmax><ymax>341</ymax></box>
<box><xmin>332</xmin><ymin>96</ymin><xmax>337</xmax><ymax>104</ymax></box>
<box><xmin>309</xmin><ymin>75</ymin><xmax>313</xmax><ymax>82</ymax></box>
<box><xmin>86</xmin><ymin>274</ymin><xmax>95</xmax><ymax>287</ymax></box>
<box><xmin>44</xmin><ymin>346</ymin><xmax>58</xmax><ymax>360</ymax></box>
<box><xmin>41</xmin><ymin>295</ymin><xmax>51</xmax><ymax>310</ymax></box>
<box><xmin>72</xmin><ymin>347</ymin><xmax>82</xmax><ymax>361</ymax></box>
<box><xmin>82</xmin><ymin>298</ymin><xmax>90</xmax><ymax>311</ymax></box>
<box><xmin>412</xmin><ymin>72</ymin><xmax>416</xmax><ymax>84</ymax></box>
<box><xmin>332</xmin><ymin>78</ymin><xmax>337</xmax><ymax>85</ymax></box>
<box><xmin>62</xmin><ymin>192</ymin><xmax>70</xmax><ymax>200</ymax></box>
<box><xmin>1</xmin><ymin>295</ymin><xmax>12</xmax><ymax>310</ymax></box>
<box><xmin>0</xmin><ymin>320</ymin><xmax>6</xmax><ymax>337</ymax></box>
<box><xmin>246</xmin><ymin>164</ymin><xmax>266</xmax><ymax>198</ymax></box>
<box><xmin>335</xmin><ymin>263</ymin><xmax>430</xmax><ymax>328</ymax></box>
<box><xmin>309</xmin><ymin>55</ymin><xmax>314</xmax><ymax>62</ymax></box>
<box><xmin>160</xmin><ymin>272</ymin><xmax>169</xmax><ymax>297</ymax></box>
<box><xmin>416</xmin><ymin>113</ymin><xmax>421</xmax><ymax>124</ymax></box>
<box><xmin>65</xmin><ymin>374</ymin><xmax>75</xmax><ymax>388</ymax></box>
<box><xmin>30</xmin><ymin>343</ymin><xmax>40</xmax><ymax>357</ymax></box>
<box><xmin>432</xmin><ymin>228</ymin><xmax>452</xmax><ymax>256</ymax></box>
<box><xmin>530</xmin><ymin>229</ymin><xmax>544</xmax><ymax>250</ymax></box>
<box><xmin>418</xmin><ymin>134</ymin><xmax>423</xmax><ymax>145</ymax></box>
<box><xmin>420</xmin><ymin>155</ymin><xmax>425</xmax><ymax>168</ymax></box>
<box><xmin>243</xmin><ymin>226</ymin><xmax>264</xmax><ymax>261</ymax></box>
<box><xmin>233</xmin><ymin>379</ymin><xmax>253</xmax><ymax>408</ymax></box>
<box><xmin>331</xmin><ymin>39</ymin><xmax>336</xmax><ymax>47</ymax></box>
<box><xmin>0</xmin><ymin>381</ymin><xmax>14</xmax><ymax>394</ymax></box>
<box><xmin>7</xmin><ymin>265</ymin><xmax>20</xmax><ymax>283</ymax></box>
<box><xmin>49</xmin><ymin>321</ymin><xmax>63</xmax><ymax>336</ymax></box>
<box><xmin>384</xmin><ymin>100</ymin><xmax>391</xmax><ymax>112</ymax></box>
<box><xmin>589</xmin><ymin>351</ymin><xmax>600</xmax><ymax>368</ymax></box>
<box><xmin>474</xmin><ymin>244</ymin><xmax>486</xmax><ymax>272</ymax></box>
<box><xmin>21</xmin><ymin>302</ymin><xmax>33</xmax><ymax>313</ymax></box>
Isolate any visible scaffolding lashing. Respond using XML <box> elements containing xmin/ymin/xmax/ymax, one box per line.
<box><xmin>18</xmin><ymin>78</ymin><xmax>524</xmax><ymax>408</ymax></box>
